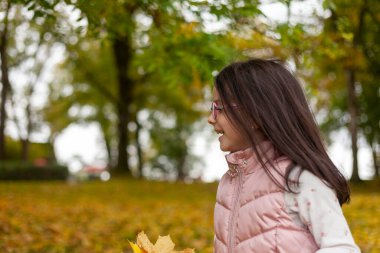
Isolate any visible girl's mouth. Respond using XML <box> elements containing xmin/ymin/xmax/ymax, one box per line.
<box><xmin>215</xmin><ymin>130</ymin><xmax>224</xmax><ymax>135</ymax></box>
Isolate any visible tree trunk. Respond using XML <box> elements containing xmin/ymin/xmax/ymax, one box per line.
<box><xmin>135</xmin><ymin>116</ymin><xmax>143</xmax><ymax>179</ymax></box>
<box><xmin>0</xmin><ymin>1</ymin><xmax>11</xmax><ymax>160</ymax></box>
<box><xmin>346</xmin><ymin>69</ymin><xmax>361</xmax><ymax>182</ymax></box>
<box><xmin>177</xmin><ymin>153</ymin><xmax>187</xmax><ymax>182</ymax></box>
<box><xmin>0</xmin><ymin>45</ymin><xmax>9</xmax><ymax>160</ymax></box>
<box><xmin>21</xmin><ymin>101</ymin><xmax>33</xmax><ymax>161</ymax></box>
<box><xmin>21</xmin><ymin>139</ymin><xmax>29</xmax><ymax>161</ymax></box>
<box><xmin>371</xmin><ymin>141</ymin><xmax>380</xmax><ymax>179</ymax></box>
<box><xmin>112</xmin><ymin>36</ymin><xmax>133</xmax><ymax>176</ymax></box>
<box><xmin>346</xmin><ymin>1</ymin><xmax>367</xmax><ymax>182</ymax></box>
<box><xmin>105</xmin><ymin>134</ymin><xmax>113</xmax><ymax>168</ymax></box>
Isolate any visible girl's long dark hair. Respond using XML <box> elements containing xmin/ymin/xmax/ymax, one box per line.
<box><xmin>215</xmin><ymin>59</ymin><xmax>350</xmax><ymax>205</ymax></box>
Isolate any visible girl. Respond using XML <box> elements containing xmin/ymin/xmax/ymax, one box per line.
<box><xmin>208</xmin><ymin>59</ymin><xmax>360</xmax><ymax>253</ymax></box>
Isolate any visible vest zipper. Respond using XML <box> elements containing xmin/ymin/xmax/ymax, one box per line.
<box><xmin>228</xmin><ymin>167</ymin><xmax>243</xmax><ymax>253</ymax></box>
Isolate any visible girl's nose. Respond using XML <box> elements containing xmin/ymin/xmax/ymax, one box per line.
<box><xmin>208</xmin><ymin>113</ymin><xmax>215</xmax><ymax>125</ymax></box>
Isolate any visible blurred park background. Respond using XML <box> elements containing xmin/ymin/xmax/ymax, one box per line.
<box><xmin>0</xmin><ymin>0</ymin><xmax>379</xmax><ymax>252</ymax></box>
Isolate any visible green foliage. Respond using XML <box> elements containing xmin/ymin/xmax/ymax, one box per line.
<box><xmin>5</xmin><ymin>0</ymin><xmax>379</xmax><ymax>179</ymax></box>
<box><xmin>0</xmin><ymin>1</ymin><xmax>73</xmax><ymax>160</ymax></box>
<box><xmin>275</xmin><ymin>0</ymin><xmax>380</xmax><ymax>175</ymax></box>
<box><xmin>0</xmin><ymin>179</ymin><xmax>378</xmax><ymax>252</ymax></box>
<box><xmin>5</xmin><ymin>137</ymin><xmax>55</xmax><ymax>161</ymax></box>
<box><xmin>317</xmin><ymin>0</ymin><xmax>380</xmax><ymax>175</ymax></box>
<box><xmin>0</xmin><ymin>161</ymin><xmax>68</xmax><ymax>180</ymax></box>
<box><xmin>44</xmin><ymin>0</ymin><xmax>252</xmax><ymax>178</ymax></box>
<box><xmin>44</xmin><ymin>38</ymin><xmax>118</xmax><ymax>162</ymax></box>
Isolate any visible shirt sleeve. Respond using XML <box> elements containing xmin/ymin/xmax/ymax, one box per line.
<box><xmin>285</xmin><ymin>170</ymin><xmax>361</xmax><ymax>253</ymax></box>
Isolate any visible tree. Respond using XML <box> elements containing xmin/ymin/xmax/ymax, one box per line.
<box><xmin>45</xmin><ymin>38</ymin><xmax>119</xmax><ymax>168</ymax></box>
<box><xmin>47</xmin><ymin>0</ymin><xmax>263</xmax><ymax>178</ymax></box>
<box><xmin>0</xmin><ymin>0</ymin><xmax>68</xmax><ymax>161</ymax></box>
<box><xmin>315</xmin><ymin>0</ymin><xmax>380</xmax><ymax>181</ymax></box>
<box><xmin>0</xmin><ymin>0</ymin><xmax>12</xmax><ymax>160</ymax></box>
<box><xmin>358</xmin><ymin>0</ymin><xmax>380</xmax><ymax>178</ymax></box>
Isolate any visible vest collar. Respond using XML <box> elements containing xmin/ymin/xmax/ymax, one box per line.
<box><xmin>225</xmin><ymin>141</ymin><xmax>275</xmax><ymax>177</ymax></box>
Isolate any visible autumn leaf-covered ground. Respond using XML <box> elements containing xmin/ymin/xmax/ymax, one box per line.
<box><xmin>0</xmin><ymin>178</ymin><xmax>379</xmax><ymax>253</ymax></box>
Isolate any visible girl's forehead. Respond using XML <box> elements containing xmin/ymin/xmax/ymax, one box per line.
<box><xmin>213</xmin><ymin>88</ymin><xmax>226</xmax><ymax>102</ymax></box>
<box><xmin>213</xmin><ymin>87</ymin><xmax>235</xmax><ymax>103</ymax></box>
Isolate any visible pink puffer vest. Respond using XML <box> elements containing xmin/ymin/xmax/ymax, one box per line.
<box><xmin>214</xmin><ymin>142</ymin><xmax>319</xmax><ymax>253</ymax></box>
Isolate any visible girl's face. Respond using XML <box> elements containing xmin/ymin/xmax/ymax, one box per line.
<box><xmin>208</xmin><ymin>88</ymin><xmax>251</xmax><ymax>153</ymax></box>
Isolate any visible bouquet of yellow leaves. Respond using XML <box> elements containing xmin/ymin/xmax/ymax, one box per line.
<box><xmin>129</xmin><ymin>231</ymin><xmax>195</xmax><ymax>253</ymax></box>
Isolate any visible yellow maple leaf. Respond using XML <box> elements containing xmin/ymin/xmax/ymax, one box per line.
<box><xmin>137</xmin><ymin>231</ymin><xmax>154</xmax><ymax>252</ymax></box>
<box><xmin>129</xmin><ymin>241</ymin><xmax>142</xmax><ymax>253</ymax></box>
<box><xmin>153</xmin><ymin>235</ymin><xmax>175</xmax><ymax>253</ymax></box>
<box><xmin>130</xmin><ymin>232</ymin><xmax>195</xmax><ymax>253</ymax></box>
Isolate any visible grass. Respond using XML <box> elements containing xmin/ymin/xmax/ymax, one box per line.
<box><xmin>345</xmin><ymin>181</ymin><xmax>380</xmax><ymax>253</ymax></box>
<box><xmin>0</xmin><ymin>178</ymin><xmax>379</xmax><ymax>253</ymax></box>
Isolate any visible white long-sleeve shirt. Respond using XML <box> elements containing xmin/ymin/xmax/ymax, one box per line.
<box><xmin>284</xmin><ymin>169</ymin><xmax>361</xmax><ymax>252</ymax></box>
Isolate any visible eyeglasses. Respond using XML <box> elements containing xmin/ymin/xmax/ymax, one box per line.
<box><xmin>210</xmin><ymin>102</ymin><xmax>224</xmax><ymax>120</ymax></box>
<box><xmin>210</xmin><ymin>102</ymin><xmax>237</xmax><ymax>120</ymax></box>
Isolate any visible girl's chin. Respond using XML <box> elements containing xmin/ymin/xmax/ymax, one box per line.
<box><xmin>219</xmin><ymin>140</ymin><xmax>231</xmax><ymax>152</ymax></box>
<box><xmin>220</xmin><ymin>147</ymin><xmax>230</xmax><ymax>152</ymax></box>
<box><xmin>219</xmin><ymin>136</ymin><xmax>238</xmax><ymax>152</ymax></box>
<box><xmin>219</xmin><ymin>140</ymin><xmax>246</xmax><ymax>153</ymax></box>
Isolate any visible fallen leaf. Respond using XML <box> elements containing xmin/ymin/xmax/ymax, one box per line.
<box><xmin>129</xmin><ymin>241</ymin><xmax>142</xmax><ymax>253</ymax></box>
<box><xmin>153</xmin><ymin>235</ymin><xmax>175</xmax><ymax>253</ymax></box>
<box><xmin>137</xmin><ymin>231</ymin><xmax>154</xmax><ymax>253</ymax></box>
